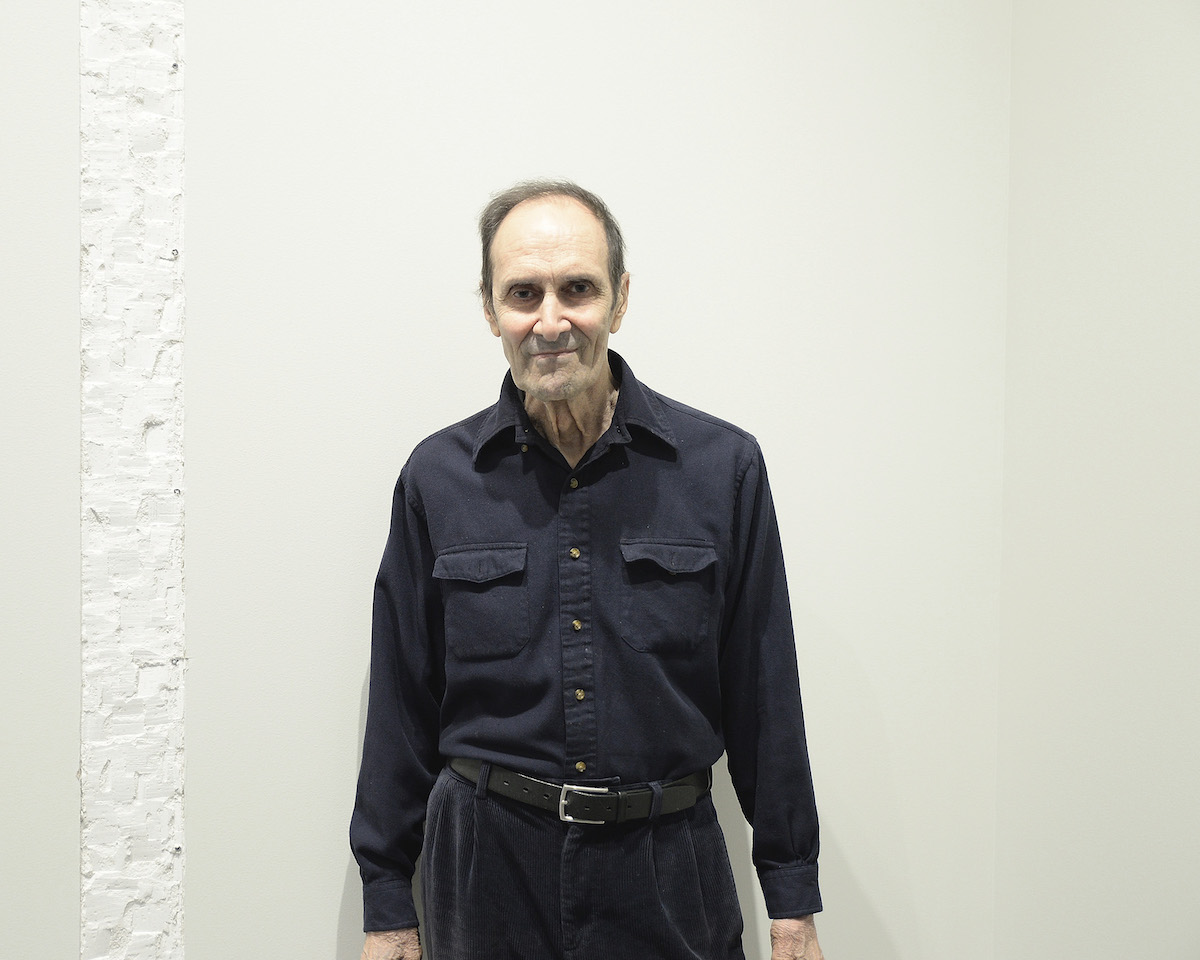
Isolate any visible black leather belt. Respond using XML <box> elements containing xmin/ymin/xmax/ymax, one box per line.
<box><xmin>449</xmin><ymin>757</ymin><xmax>711</xmax><ymax>825</ymax></box>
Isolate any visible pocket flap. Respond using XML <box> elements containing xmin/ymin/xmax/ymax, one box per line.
<box><xmin>433</xmin><ymin>544</ymin><xmax>527</xmax><ymax>583</ymax></box>
<box><xmin>620</xmin><ymin>539</ymin><xmax>718</xmax><ymax>575</ymax></box>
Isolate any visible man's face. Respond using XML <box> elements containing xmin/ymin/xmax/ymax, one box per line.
<box><xmin>485</xmin><ymin>196</ymin><xmax>629</xmax><ymax>404</ymax></box>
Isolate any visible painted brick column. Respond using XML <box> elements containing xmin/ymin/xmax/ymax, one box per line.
<box><xmin>80</xmin><ymin>2</ymin><xmax>186</xmax><ymax>958</ymax></box>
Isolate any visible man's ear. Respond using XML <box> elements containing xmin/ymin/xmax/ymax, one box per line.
<box><xmin>484</xmin><ymin>301</ymin><xmax>501</xmax><ymax>337</ymax></box>
<box><xmin>609</xmin><ymin>272</ymin><xmax>631</xmax><ymax>334</ymax></box>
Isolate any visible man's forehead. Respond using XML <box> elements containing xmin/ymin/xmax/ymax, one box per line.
<box><xmin>492</xmin><ymin>197</ymin><xmax>605</xmax><ymax>251</ymax></box>
<box><xmin>490</xmin><ymin>196</ymin><xmax>609</xmax><ymax>281</ymax></box>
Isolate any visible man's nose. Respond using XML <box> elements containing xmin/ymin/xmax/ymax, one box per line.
<box><xmin>533</xmin><ymin>294</ymin><xmax>572</xmax><ymax>341</ymax></box>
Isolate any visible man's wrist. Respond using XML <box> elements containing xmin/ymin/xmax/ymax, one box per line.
<box><xmin>362</xmin><ymin>927</ymin><xmax>421</xmax><ymax>960</ymax></box>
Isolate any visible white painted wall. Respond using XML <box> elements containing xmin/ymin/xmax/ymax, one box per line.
<box><xmin>1</xmin><ymin>0</ymin><xmax>1187</xmax><ymax>958</ymax></box>
<box><xmin>999</xmin><ymin>2</ymin><xmax>1200</xmax><ymax>958</ymax></box>
<box><xmin>185</xmin><ymin>3</ymin><xmax>1008</xmax><ymax>959</ymax></box>
<box><xmin>0</xmin><ymin>1</ymin><xmax>82</xmax><ymax>955</ymax></box>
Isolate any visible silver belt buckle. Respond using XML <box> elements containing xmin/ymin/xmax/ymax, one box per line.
<box><xmin>559</xmin><ymin>783</ymin><xmax>609</xmax><ymax>824</ymax></box>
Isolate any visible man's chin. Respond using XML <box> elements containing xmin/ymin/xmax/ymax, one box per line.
<box><xmin>524</xmin><ymin>385</ymin><xmax>573</xmax><ymax>404</ymax></box>
<box><xmin>519</xmin><ymin>373</ymin><xmax>581</xmax><ymax>404</ymax></box>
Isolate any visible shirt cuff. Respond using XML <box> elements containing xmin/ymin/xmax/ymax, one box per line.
<box><xmin>757</xmin><ymin>862</ymin><xmax>823</xmax><ymax>918</ymax></box>
<box><xmin>363</xmin><ymin>876</ymin><xmax>419</xmax><ymax>932</ymax></box>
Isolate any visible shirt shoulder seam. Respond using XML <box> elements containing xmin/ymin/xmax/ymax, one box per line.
<box><xmin>649</xmin><ymin>390</ymin><xmax>760</xmax><ymax>446</ymax></box>
<box><xmin>409</xmin><ymin>406</ymin><xmax>496</xmax><ymax>456</ymax></box>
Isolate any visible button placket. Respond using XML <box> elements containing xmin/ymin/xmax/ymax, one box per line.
<box><xmin>559</xmin><ymin>468</ymin><xmax>596</xmax><ymax>776</ymax></box>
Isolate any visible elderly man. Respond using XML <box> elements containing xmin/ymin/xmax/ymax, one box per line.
<box><xmin>351</xmin><ymin>180</ymin><xmax>825</xmax><ymax>960</ymax></box>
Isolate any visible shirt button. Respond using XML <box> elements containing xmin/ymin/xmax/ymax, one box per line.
<box><xmin>569</xmin><ymin>478</ymin><xmax>579</xmax><ymax>489</ymax></box>
<box><xmin>521</xmin><ymin>443</ymin><xmax>529</xmax><ymax>452</ymax></box>
<box><xmin>575</xmin><ymin>761</ymin><xmax>587</xmax><ymax>773</ymax></box>
<box><xmin>575</xmin><ymin>688</ymin><xmax>586</xmax><ymax>701</ymax></box>
<box><xmin>571</xmin><ymin>619</ymin><xmax>583</xmax><ymax>631</ymax></box>
<box><xmin>569</xmin><ymin>547</ymin><xmax>581</xmax><ymax>559</ymax></box>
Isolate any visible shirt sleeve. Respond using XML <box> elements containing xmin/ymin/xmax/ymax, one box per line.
<box><xmin>719</xmin><ymin>445</ymin><xmax>823</xmax><ymax>918</ymax></box>
<box><xmin>349</xmin><ymin>471</ymin><xmax>444</xmax><ymax>931</ymax></box>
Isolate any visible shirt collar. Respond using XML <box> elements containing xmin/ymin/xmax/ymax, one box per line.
<box><xmin>471</xmin><ymin>350</ymin><xmax>677</xmax><ymax>463</ymax></box>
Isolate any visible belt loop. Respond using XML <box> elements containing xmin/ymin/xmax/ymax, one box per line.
<box><xmin>648</xmin><ymin>780</ymin><xmax>664</xmax><ymax>821</ymax></box>
<box><xmin>475</xmin><ymin>761</ymin><xmax>492</xmax><ymax>799</ymax></box>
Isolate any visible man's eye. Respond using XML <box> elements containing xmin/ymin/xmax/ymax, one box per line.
<box><xmin>568</xmin><ymin>282</ymin><xmax>591</xmax><ymax>296</ymax></box>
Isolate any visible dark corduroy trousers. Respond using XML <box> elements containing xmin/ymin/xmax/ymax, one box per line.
<box><xmin>421</xmin><ymin>764</ymin><xmax>747</xmax><ymax>960</ymax></box>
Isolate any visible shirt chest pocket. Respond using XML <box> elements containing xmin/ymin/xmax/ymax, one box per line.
<box><xmin>618</xmin><ymin>539</ymin><xmax>719</xmax><ymax>655</ymax></box>
<box><xmin>433</xmin><ymin>543</ymin><xmax>530</xmax><ymax>661</ymax></box>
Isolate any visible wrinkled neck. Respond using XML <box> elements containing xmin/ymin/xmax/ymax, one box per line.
<box><xmin>524</xmin><ymin>378</ymin><xmax>619</xmax><ymax>469</ymax></box>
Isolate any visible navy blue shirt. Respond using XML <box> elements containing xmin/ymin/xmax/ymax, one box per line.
<box><xmin>351</xmin><ymin>353</ymin><xmax>821</xmax><ymax>930</ymax></box>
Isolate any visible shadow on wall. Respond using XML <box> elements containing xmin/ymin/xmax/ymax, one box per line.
<box><xmin>336</xmin><ymin>674</ymin><xmax>371</xmax><ymax>959</ymax></box>
<box><xmin>338</xmin><ymin>857</ymin><xmax>364</xmax><ymax>959</ymax></box>
<box><xmin>790</xmin><ymin>608</ymin><xmax>908</xmax><ymax>960</ymax></box>
<box><xmin>710</xmin><ymin>763</ymin><xmax>766</xmax><ymax>958</ymax></box>
<box><xmin>337</xmin><ymin>855</ymin><xmax>422</xmax><ymax>959</ymax></box>
<box><xmin>816</xmin><ymin>827</ymin><xmax>902</xmax><ymax>960</ymax></box>
<box><xmin>711</xmin><ymin>766</ymin><xmax>900</xmax><ymax>960</ymax></box>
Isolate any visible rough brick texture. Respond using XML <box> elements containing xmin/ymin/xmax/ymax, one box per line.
<box><xmin>80</xmin><ymin>1</ymin><xmax>186</xmax><ymax>958</ymax></box>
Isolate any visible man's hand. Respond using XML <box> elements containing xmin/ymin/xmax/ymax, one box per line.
<box><xmin>361</xmin><ymin>927</ymin><xmax>421</xmax><ymax>960</ymax></box>
<box><xmin>770</xmin><ymin>915</ymin><xmax>825</xmax><ymax>960</ymax></box>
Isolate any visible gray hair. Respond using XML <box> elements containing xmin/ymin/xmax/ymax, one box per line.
<box><xmin>478</xmin><ymin>179</ymin><xmax>626</xmax><ymax>312</ymax></box>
